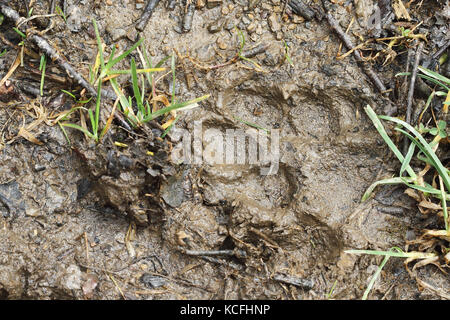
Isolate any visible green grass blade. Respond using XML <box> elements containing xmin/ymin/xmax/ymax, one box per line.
<box><xmin>155</xmin><ymin>55</ymin><xmax>171</xmax><ymax>68</ymax></box>
<box><xmin>362</xmin><ymin>254</ymin><xmax>390</xmax><ymax>300</ymax></box>
<box><xmin>61</xmin><ymin>89</ymin><xmax>76</xmax><ymax>100</ymax></box>
<box><xmin>345</xmin><ymin>249</ymin><xmax>436</xmax><ymax>259</ymax></box>
<box><xmin>418</xmin><ymin>66</ymin><xmax>450</xmax><ymax>86</ymax></box>
<box><xmin>109</xmin><ymin>78</ymin><xmax>139</xmax><ymax>126</ymax></box>
<box><xmin>131</xmin><ymin>58</ymin><xmax>144</xmax><ymax>112</ymax></box>
<box><xmin>57</xmin><ymin>121</ymin><xmax>71</xmax><ymax>145</ymax></box>
<box><xmin>233</xmin><ymin>116</ymin><xmax>270</xmax><ymax>134</ymax></box>
<box><xmin>88</xmin><ymin>109</ymin><xmax>96</xmax><ymax>134</ymax></box>
<box><xmin>94</xmin><ymin>79</ymin><xmax>102</xmax><ymax>138</ymax></box>
<box><xmin>382</xmin><ymin>118</ymin><xmax>450</xmax><ymax>192</ymax></box>
<box><xmin>107</xmin><ymin>45</ymin><xmax>117</xmax><ymax>68</ymax></box>
<box><xmin>92</xmin><ymin>19</ymin><xmax>105</xmax><ymax>70</ymax></box>
<box><xmin>364</xmin><ymin>105</ymin><xmax>417</xmax><ymax>178</ymax></box>
<box><xmin>39</xmin><ymin>54</ymin><xmax>47</xmax><ymax>96</ymax></box>
<box><xmin>144</xmin><ymin>94</ymin><xmax>210</xmax><ymax>122</ymax></box>
<box><xmin>400</xmin><ymin>142</ymin><xmax>415</xmax><ymax>176</ymax></box>
<box><xmin>61</xmin><ymin>122</ymin><xmax>94</xmax><ymax>139</ymax></box>
<box><xmin>439</xmin><ymin>177</ymin><xmax>449</xmax><ymax>231</ymax></box>
<box><xmin>361</xmin><ymin>177</ymin><xmax>412</xmax><ymax>201</ymax></box>
<box><xmin>171</xmin><ymin>54</ymin><xmax>176</xmax><ymax>105</ymax></box>
<box><xmin>417</xmin><ymin>74</ymin><xmax>450</xmax><ymax>91</ymax></box>
<box><xmin>107</xmin><ymin>38</ymin><xmax>144</xmax><ymax>70</ymax></box>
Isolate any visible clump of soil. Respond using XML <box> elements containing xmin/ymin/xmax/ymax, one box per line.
<box><xmin>73</xmin><ymin>127</ymin><xmax>174</xmax><ymax>226</ymax></box>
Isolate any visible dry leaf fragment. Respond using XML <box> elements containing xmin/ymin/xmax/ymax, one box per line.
<box><xmin>418</xmin><ymin>200</ymin><xmax>442</xmax><ymax>211</ymax></box>
<box><xmin>18</xmin><ymin>127</ymin><xmax>43</xmax><ymax>145</ymax></box>
<box><xmin>392</xmin><ymin>0</ymin><xmax>411</xmax><ymax>21</ymax></box>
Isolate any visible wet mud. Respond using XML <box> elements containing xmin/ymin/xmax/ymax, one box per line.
<box><xmin>0</xmin><ymin>0</ymin><xmax>448</xmax><ymax>299</ymax></box>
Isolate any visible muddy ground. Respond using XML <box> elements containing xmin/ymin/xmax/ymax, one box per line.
<box><xmin>0</xmin><ymin>0</ymin><xmax>448</xmax><ymax>299</ymax></box>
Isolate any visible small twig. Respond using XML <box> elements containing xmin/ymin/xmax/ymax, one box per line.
<box><xmin>0</xmin><ymin>2</ymin><xmax>116</xmax><ymax>101</ymax></box>
<box><xmin>17</xmin><ymin>14</ymin><xmax>58</xmax><ymax>27</ymax></box>
<box><xmin>241</xmin><ymin>43</ymin><xmax>270</xmax><ymax>59</ymax></box>
<box><xmin>272</xmin><ymin>273</ymin><xmax>314</xmax><ymax>290</ymax></box>
<box><xmin>403</xmin><ymin>41</ymin><xmax>423</xmax><ymax>154</ymax></box>
<box><xmin>197</xmin><ymin>256</ymin><xmax>244</xmax><ymax>271</ymax></box>
<box><xmin>431</xmin><ymin>39</ymin><xmax>450</xmax><ymax>60</ymax></box>
<box><xmin>325</xmin><ymin>13</ymin><xmax>387</xmax><ymax>93</ymax></box>
<box><xmin>406</xmin><ymin>42</ymin><xmax>424</xmax><ymax>125</ymax></box>
<box><xmin>106</xmin><ymin>272</ymin><xmax>127</xmax><ymax>300</ymax></box>
<box><xmin>288</xmin><ymin>0</ymin><xmax>315</xmax><ymax>21</ymax></box>
<box><xmin>136</xmin><ymin>0</ymin><xmax>161</xmax><ymax>32</ymax></box>
<box><xmin>184</xmin><ymin>249</ymin><xmax>235</xmax><ymax>257</ymax></box>
<box><xmin>248</xmin><ymin>227</ymin><xmax>280</xmax><ymax>249</ymax></box>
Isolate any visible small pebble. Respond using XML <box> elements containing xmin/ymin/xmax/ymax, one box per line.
<box><xmin>217</xmin><ymin>37</ymin><xmax>228</xmax><ymax>50</ymax></box>
<box><xmin>268</xmin><ymin>13</ymin><xmax>281</xmax><ymax>32</ymax></box>
<box><xmin>224</xmin><ymin>19</ymin><xmax>235</xmax><ymax>30</ymax></box>
<box><xmin>242</xmin><ymin>16</ymin><xmax>251</xmax><ymax>25</ymax></box>
<box><xmin>247</xmin><ymin>21</ymin><xmax>257</xmax><ymax>33</ymax></box>
<box><xmin>208</xmin><ymin>20</ymin><xmax>223</xmax><ymax>33</ymax></box>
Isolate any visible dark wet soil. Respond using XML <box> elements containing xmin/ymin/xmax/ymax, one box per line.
<box><xmin>0</xmin><ymin>0</ymin><xmax>448</xmax><ymax>299</ymax></box>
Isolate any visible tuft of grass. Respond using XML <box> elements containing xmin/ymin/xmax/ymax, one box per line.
<box><xmin>59</xmin><ymin>19</ymin><xmax>210</xmax><ymax>142</ymax></box>
<box><xmin>346</xmin><ymin>247</ymin><xmax>437</xmax><ymax>300</ymax></box>
<box><xmin>348</xmin><ymin>102</ymin><xmax>448</xmax><ymax>299</ymax></box>
<box><xmin>362</xmin><ymin>105</ymin><xmax>449</xmax><ymax>222</ymax></box>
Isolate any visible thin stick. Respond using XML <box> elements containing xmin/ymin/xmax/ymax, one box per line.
<box><xmin>136</xmin><ymin>0</ymin><xmax>161</xmax><ymax>32</ymax></box>
<box><xmin>0</xmin><ymin>2</ymin><xmax>133</xmax><ymax>130</ymax></box>
<box><xmin>288</xmin><ymin>0</ymin><xmax>315</xmax><ymax>21</ymax></box>
<box><xmin>431</xmin><ymin>39</ymin><xmax>450</xmax><ymax>60</ymax></box>
<box><xmin>0</xmin><ymin>2</ymin><xmax>116</xmax><ymax>101</ymax></box>
<box><xmin>325</xmin><ymin>13</ymin><xmax>387</xmax><ymax>93</ymax></box>
<box><xmin>403</xmin><ymin>42</ymin><xmax>423</xmax><ymax>154</ymax></box>
<box><xmin>185</xmin><ymin>249</ymin><xmax>235</xmax><ymax>256</ymax></box>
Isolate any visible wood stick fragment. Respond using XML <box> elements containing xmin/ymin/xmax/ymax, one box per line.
<box><xmin>403</xmin><ymin>41</ymin><xmax>423</xmax><ymax>154</ymax></box>
<box><xmin>0</xmin><ymin>2</ymin><xmax>116</xmax><ymax>101</ymax></box>
<box><xmin>0</xmin><ymin>2</ymin><xmax>134</xmax><ymax>130</ymax></box>
<box><xmin>325</xmin><ymin>13</ymin><xmax>387</xmax><ymax>93</ymax></box>
<box><xmin>136</xmin><ymin>0</ymin><xmax>161</xmax><ymax>32</ymax></box>
<box><xmin>288</xmin><ymin>0</ymin><xmax>315</xmax><ymax>21</ymax></box>
<box><xmin>406</xmin><ymin>42</ymin><xmax>423</xmax><ymax>125</ymax></box>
